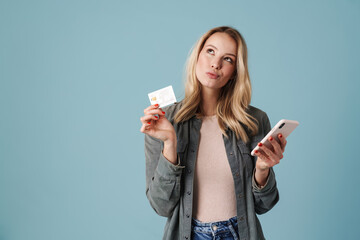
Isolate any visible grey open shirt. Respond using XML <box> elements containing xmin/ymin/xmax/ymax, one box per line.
<box><xmin>145</xmin><ymin>102</ymin><xmax>279</xmax><ymax>240</ymax></box>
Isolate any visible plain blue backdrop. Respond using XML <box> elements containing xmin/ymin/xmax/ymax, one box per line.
<box><xmin>1</xmin><ymin>0</ymin><xmax>359</xmax><ymax>239</ymax></box>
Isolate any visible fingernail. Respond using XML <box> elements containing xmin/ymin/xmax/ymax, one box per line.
<box><xmin>154</xmin><ymin>104</ymin><xmax>159</xmax><ymax>107</ymax></box>
<box><xmin>258</xmin><ymin>143</ymin><xmax>263</xmax><ymax>147</ymax></box>
<box><xmin>147</xmin><ymin>121</ymin><xmax>151</xmax><ymax>124</ymax></box>
<box><xmin>255</xmin><ymin>150</ymin><xmax>258</xmax><ymax>154</ymax></box>
<box><xmin>279</xmin><ymin>134</ymin><xmax>283</xmax><ymax>138</ymax></box>
<box><xmin>269</xmin><ymin>136</ymin><xmax>273</xmax><ymax>141</ymax></box>
<box><xmin>162</xmin><ymin>111</ymin><xmax>165</xmax><ymax>114</ymax></box>
<box><xmin>155</xmin><ymin>116</ymin><xmax>158</xmax><ymax>119</ymax></box>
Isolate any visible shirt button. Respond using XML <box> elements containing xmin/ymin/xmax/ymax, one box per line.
<box><xmin>191</xmin><ymin>149</ymin><xmax>195</xmax><ymax>152</ymax></box>
<box><xmin>238</xmin><ymin>194</ymin><xmax>243</xmax><ymax>198</ymax></box>
<box><xmin>185</xmin><ymin>237</ymin><xmax>188</xmax><ymax>239</ymax></box>
<box><xmin>187</xmin><ymin>169</ymin><xmax>192</xmax><ymax>174</ymax></box>
<box><xmin>235</xmin><ymin>172</ymin><xmax>240</xmax><ymax>177</ymax></box>
<box><xmin>230</xmin><ymin>152</ymin><xmax>233</xmax><ymax>155</ymax></box>
<box><xmin>240</xmin><ymin>216</ymin><xmax>244</xmax><ymax>221</ymax></box>
<box><xmin>186</xmin><ymin>214</ymin><xmax>190</xmax><ymax>218</ymax></box>
<box><xmin>212</xmin><ymin>225</ymin><xmax>218</xmax><ymax>231</ymax></box>
<box><xmin>187</xmin><ymin>191</ymin><xmax>191</xmax><ymax>195</ymax></box>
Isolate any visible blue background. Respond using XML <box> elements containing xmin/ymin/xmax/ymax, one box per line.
<box><xmin>1</xmin><ymin>0</ymin><xmax>359</xmax><ymax>239</ymax></box>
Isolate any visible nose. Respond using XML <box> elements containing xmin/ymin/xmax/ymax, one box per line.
<box><xmin>211</xmin><ymin>58</ymin><xmax>221</xmax><ymax>69</ymax></box>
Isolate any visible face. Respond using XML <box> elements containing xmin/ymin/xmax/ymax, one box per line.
<box><xmin>195</xmin><ymin>32</ymin><xmax>237</xmax><ymax>91</ymax></box>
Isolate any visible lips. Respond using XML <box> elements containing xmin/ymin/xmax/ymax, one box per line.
<box><xmin>206</xmin><ymin>72</ymin><xmax>219</xmax><ymax>79</ymax></box>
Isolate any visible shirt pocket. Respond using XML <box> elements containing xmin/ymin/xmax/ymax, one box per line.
<box><xmin>236</xmin><ymin>140</ymin><xmax>255</xmax><ymax>178</ymax></box>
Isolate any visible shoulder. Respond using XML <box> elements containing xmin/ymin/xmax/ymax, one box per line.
<box><xmin>162</xmin><ymin>101</ymin><xmax>183</xmax><ymax>122</ymax></box>
<box><xmin>247</xmin><ymin>105</ymin><xmax>271</xmax><ymax>136</ymax></box>
<box><xmin>247</xmin><ymin>105</ymin><xmax>269</xmax><ymax>123</ymax></box>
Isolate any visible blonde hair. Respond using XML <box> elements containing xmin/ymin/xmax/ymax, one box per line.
<box><xmin>174</xmin><ymin>26</ymin><xmax>258</xmax><ymax>143</ymax></box>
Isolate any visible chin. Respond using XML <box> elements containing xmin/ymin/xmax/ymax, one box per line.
<box><xmin>204</xmin><ymin>79</ymin><xmax>227</xmax><ymax>89</ymax></box>
<box><xmin>203</xmin><ymin>83</ymin><xmax>221</xmax><ymax>90</ymax></box>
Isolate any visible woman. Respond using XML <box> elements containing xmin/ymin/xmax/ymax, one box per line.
<box><xmin>140</xmin><ymin>26</ymin><xmax>287</xmax><ymax>240</ymax></box>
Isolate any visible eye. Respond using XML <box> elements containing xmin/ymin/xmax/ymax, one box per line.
<box><xmin>224</xmin><ymin>57</ymin><xmax>234</xmax><ymax>63</ymax></box>
<box><xmin>206</xmin><ymin>48</ymin><xmax>215</xmax><ymax>54</ymax></box>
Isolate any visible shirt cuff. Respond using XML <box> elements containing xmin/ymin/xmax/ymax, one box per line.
<box><xmin>159</xmin><ymin>150</ymin><xmax>185</xmax><ymax>170</ymax></box>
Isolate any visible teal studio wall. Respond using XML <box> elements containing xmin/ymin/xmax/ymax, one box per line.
<box><xmin>1</xmin><ymin>0</ymin><xmax>359</xmax><ymax>239</ymax></box>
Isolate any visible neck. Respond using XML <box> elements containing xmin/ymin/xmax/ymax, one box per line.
<box><xmin>200</xmin><ymin>87</ymin><xmax>219</xmax><ymax>116</ymax></box>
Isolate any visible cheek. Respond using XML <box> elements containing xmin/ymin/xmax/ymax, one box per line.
<box><xmin>196</xmin><ymin>55</ymin><xmax>206</xmax><ymax>69</ymax></box>
<box><xmin>195</xmin><ymin>56</ymin><xmax>206</xmax><ymax>77</ymax></box>
<box><xmin>195</xmin><ymin>62</ymin><xmax>200</xmax><ymax>80</ymax></box>
<box><xmin>224</xmin><ymin>65</ymin><xmax>235</xmax><ymax>78</ymax></box>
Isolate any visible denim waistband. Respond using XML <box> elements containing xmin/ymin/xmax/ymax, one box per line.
<box><xmin>192</xmin><ymin>216</ymin><xmax>238</xmax><ymax>227</ymax></box>
<box><xmin>192</xmin><ymin>216</ymin><xmax>240</xmax><ymax>240</ymax></box>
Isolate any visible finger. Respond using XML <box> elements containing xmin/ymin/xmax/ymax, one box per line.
<box><xmin>144</xmin><ymin>104</ymin><xmax>161</xmax><ymax>114</ymax></box>
<box><xmin>157</xmin><ymin>108</ymin><xmax>166</xmax><ymax>117</ymax></box>
<box><xmin>254</xmin><ymin>149</ymin><xmax>270</xmax><ymax>162</ymax></box>
<box><xmin>268</xmin><ymin>136</ymin><xmax>283</xmax><ymax>159</ymax></box>
<box><xmin>140</xmin><ymin>115</ymin><xmax>159</xmax><ymax>124</ymax></box>
<box><xmin>144</xmin><ymin>108</ymin><xmax>165</xmax><ymax>116</ymax></box>
<box><xmin>140</xmin><ymin>123</ymin><xmax>150</xmax><ymax>133</ymax></box>
<box><xmin>278</xmin><ymin>134</ymin><xmax>287</xmax><ymax>152</ymax></box>
<box><xmin>258</xmin><ymin>143</ymin><xmax>280</xmax><ymax>164</ymax></box>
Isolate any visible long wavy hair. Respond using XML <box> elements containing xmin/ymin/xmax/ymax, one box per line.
<box><xmin>174</xmin><ymin>26</ymin><xmax>258</xmax><ymax>143</ymax></box>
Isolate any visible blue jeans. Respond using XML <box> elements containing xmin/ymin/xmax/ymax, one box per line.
<box><xmin>191</xmin><ymin>216</ymin><xmax>239</xmax><ymax>240</ymax></box>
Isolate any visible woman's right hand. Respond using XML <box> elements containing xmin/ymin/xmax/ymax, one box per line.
<box><xmin>140</xmin><ymin>104</ymin><xmax>176</xmax><ymax>144</ymax></box>
<box><xmin>140</xmin><ymin>104</ymin><xmax>178</xmax><ymax>164</ymax></box>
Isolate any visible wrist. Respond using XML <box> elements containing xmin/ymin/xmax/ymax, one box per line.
<box><xmin>254</xmin><ymin>167</ymin><xmax>270</xmax><ymax>187</ymax></box>
<box><xmin>164</xmin><ymin>137</ymin><xmax>177</xmax><ymax>148</ymax></box>
<box><xmin>255</xmin><ymin>166</ymin><xmax>270</xmax><ymax>174</ymax></box>
<box><xmin>163</xmin><ymin>138</ymin><xmax>177</xmax><ymax>165</ymax></box>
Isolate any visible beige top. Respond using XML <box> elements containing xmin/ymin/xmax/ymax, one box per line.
<box><xmin>192</xmin><ymin>115</ymin><xmax>237</xmax><ymax>222</ymax></box>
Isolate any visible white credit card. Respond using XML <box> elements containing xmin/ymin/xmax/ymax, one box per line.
<box><xmin>148</xmin><ymin>85</ymin><xmax>177</xmax><ymax>108</ymax></box>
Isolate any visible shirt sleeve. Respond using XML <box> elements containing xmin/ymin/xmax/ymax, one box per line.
<box><xmin>145</xmin><ymin>134</ymin><xmax>184</xmax><ymax>217</ymax></box>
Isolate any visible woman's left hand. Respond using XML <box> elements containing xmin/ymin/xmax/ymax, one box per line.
<box><xmin>254</xmin><ymin>133</ymin><xmax>287</xmax><ymax>171</ymax></box>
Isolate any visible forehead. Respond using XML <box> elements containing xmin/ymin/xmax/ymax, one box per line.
<box><xmin>204</xmin><ymin>32</ymin><xmax>237</xmax><ymax>55</ymax></box>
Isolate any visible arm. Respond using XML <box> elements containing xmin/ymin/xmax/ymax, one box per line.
<box><xmin>252</xmin><ymin>167</ymin><xmax>279</xmax><ymax>214</ymax></box>
<box><xmin>141</xmin><ymin>104</ymin><xmax>184</xmax><ymax>217</ymax></box>
<box><xmin>252</xmin><ymin>113</ymin><xmax>280</xmax><ymax>214</ymax></box>
<box><xmin>145</xmin><ymin>134</ymin><xmax>184</xmax><ymax>217</ymax></box>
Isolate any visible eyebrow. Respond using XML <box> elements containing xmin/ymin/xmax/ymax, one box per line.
<box><xmin>205</xmin><ymin>44</ymin><xmax>236</xmax><ymax>57</ymax></box>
